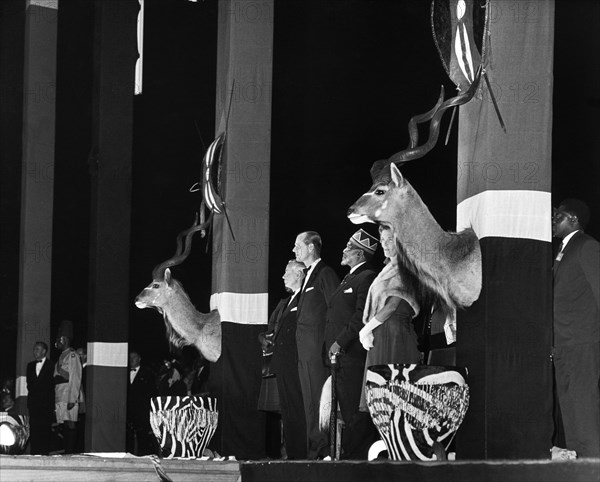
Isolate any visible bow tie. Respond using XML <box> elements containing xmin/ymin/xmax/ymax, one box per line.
<box><xmin>36</xmin><ymin>360</ymin><xmax>43</xmax><ymax>364</ymax></box>
<box><xmin>130</xmin><ymin>367</ymin><xmax>138</xmax><ymax>371</ymax></box>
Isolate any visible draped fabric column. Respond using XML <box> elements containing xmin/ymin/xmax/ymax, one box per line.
<box><xmin>456</xmin><ymin>0</ymin><xmax>554</xmax><ymax>458</ymax></box>
<box><xmin>86</xmin><ymin>0</ymin><xmax>138</xmax><ymax>452</ymax></box>
<box><xmin>209</xmin><ymin>0</ymin><xmax>273</xmax><ymax>459</ymax></box>
<box><xmin>14</xmin><ymin>0</ymin><xmax>58</xmax><ymax>413</ymax></box>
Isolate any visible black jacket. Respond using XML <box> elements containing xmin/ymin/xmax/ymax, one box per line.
<box><xmin>26</xmin><ymin>358</ymin><xmax>56</xmax><ymax>423</ymax></box>
<box><xmin>325</xmin><ymin>263</ymin><xmax>377</xmax><ymax>366</ymax></box>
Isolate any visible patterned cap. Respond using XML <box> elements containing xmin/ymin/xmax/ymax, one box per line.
<box><xmin>349</xmin><ymin>229</ymin><xmax>378</xmax><ymax>254</ymax></box>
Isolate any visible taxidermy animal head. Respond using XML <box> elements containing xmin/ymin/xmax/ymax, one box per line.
<box><xmin>347</xmin><ymin>74</ymin><xmax>483</xmax><ymax>342</ymax></box>
<box><xmin>135</xmin><ymin>216</ymin><xmax>221</xmax><ymax>362</ymax></box>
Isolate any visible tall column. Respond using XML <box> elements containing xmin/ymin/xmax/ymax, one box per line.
<box><xmin>85</xmin><ymin>0</ymin><xmax>138</xmax><ymax>451</ymax></box>
<box><xmin>209</xmin><ymin>0</ymin><xmax>274</xmax><ymax>459</ymax></box>
<box><xmin>456</xmin><ymin>0</ymin><xmax>554</xmax><ymax>458</ymax></box>
<box><xmin>14</xmin><ymin>0</ymin><xmax>58</xmax><ymax>413</ymax></box>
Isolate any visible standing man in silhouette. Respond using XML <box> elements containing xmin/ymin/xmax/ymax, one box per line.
<box><xmin>260</xmin><ymin>260</ymin><xmax>308</xmax><ymax>459</ymax></box>
<box><xmin>26</xmin><ymin>341</ymin><xmax>55</xmax><ymax>454</ymax></box>
<box><xmin>293</xmin><ymin>231</ymin><xmax>340</xmax><ymax>459</ymax></box>
<box><xmin>325</xmin><ymin>229</ymin><xmax>378</xmax><ymax>459</ymax></box>
<box><xmin>127</xmin><ymin>350</ymin><xmax>157</xmax><ymax>455</ymax></box>
<box><xmin>552</xmin><ymin>199</ymin><xmax>600</xmax><ymax>458</ymax></box>
<box><xmin>54</xmin><ymin>320</ymin><xmax>82</xmax><ymax>454</ymax></box>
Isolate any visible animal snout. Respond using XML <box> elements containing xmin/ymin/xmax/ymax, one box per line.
<box><xmin>347</xmin><ymin>202</ymin><xmax>373</xmax><ymax>225</ymax></box>
<box><xmin>134</xmin><ymin>294</ymin><xmax>148</xmax><ymax>309</ymax></box>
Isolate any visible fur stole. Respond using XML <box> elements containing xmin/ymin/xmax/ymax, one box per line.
<box><xmin>363</xmin><ymin>260</ymin><xmax>420</xmax><ymax>323</ymax></box>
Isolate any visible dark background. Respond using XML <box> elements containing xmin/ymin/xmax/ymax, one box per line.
<box><xmin>1</xmin><ymin>0</ymin><xmax>598</xmax><ymax>381</ymax></box>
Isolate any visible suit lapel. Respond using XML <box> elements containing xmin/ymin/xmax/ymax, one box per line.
<box><xmin>331</xmin><ymin>266</ymin><xmax>357</xmax><ymax>299</ymax></box>
<box><xmin>36</xmin><ymin>359</ymin><xmax>50</xmax><ymax>378</ymax></box>
<box><xmin>554</xmin><ymin>231</ymin><xmax>582</xmax><ymax>276</ymax></box>
<box><xmin>332</xmin><ymin>263</ymin><xmax>370</xmax><ymax>299</ymax></box>
<box><xmin>304</xmin><ymin>261</ymin><xmax>323</xmax><ymax>290</ymax></box>
<box><xmin>272</xmin><ymin>296</ymin><xmax>292</xmax><ymax>341</ymax></box>
<box><xmin>298</xmin><ymin>261</ymin><xmax>324</xmax><ymax>310</ymax></box>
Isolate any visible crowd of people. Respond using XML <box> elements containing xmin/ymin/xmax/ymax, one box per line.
<box><xmin>257</xmin><ymin>197</ymin><xmax>599</xmax><ymax>461</ymax></box>
<box><xmin>1</xmin><ymin>198</ymin><xmax>597</xmax><ymax>460</ymax></box>
<box><xmin>258</xmin><ymin>227</ymin><xmax>427</xmax><ymax>460</ymax></box>
<box><xmin>1</xmin><ymin>325</ymin><xmax>210</xmax><ymax>456</ymax></box>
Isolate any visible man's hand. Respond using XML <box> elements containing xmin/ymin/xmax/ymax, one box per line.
<box><xmin>258</xmin><ymin>332</ymin><xmax>274</xmax><ymax>351</ymax></box>
<box><xmin>328</xmin><ymin>341</ymin><xmax>342</xmax><ymax>359</ymax></box>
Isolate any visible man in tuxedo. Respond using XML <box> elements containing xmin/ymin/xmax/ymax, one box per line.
<box><xmin>260</xmin><ymin>260</ymin><xmax>308</xmax><ymax>459</ymax></box>
<box><xmin>126</xmin><ymin>350</ymin><xmax>157</xmax><ymax>455</ymax></box>
<box><xmin>26</xmin><ymin>341</ymin><xmax>55</xmax><ymax>454</ymax></box>
<box><xmin>552</xmin><ymin>199</ymin><xmax>600</xmax><ymax>458</ymax></box>
<box><xmin>293</xmin><ymin>231</ymin><xmax>340</xmax><ymax>459</ymax></box>
<box><xmin>325</xmin><ymin>229</ymin><xmax>378</xmax><ymax>459</ymax></box>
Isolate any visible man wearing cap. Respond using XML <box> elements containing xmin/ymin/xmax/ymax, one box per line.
<box><xmin>324</xmin><ymin>229</ymin><xmax>378</xmax><ymax>459</ymax></box>
<box><xmin>54</xmin><ymin>320</ymin><xmax>82</xmax><ymax>454</ymax></box>
<box><xmin>552</xmin><ymin>198</ymin><xmax>600</xmax><ymax>458</ymax></box>
<box><xmin>293</xmin><ymin>231</ymin><xmax>340</xmax><ymax>459</ymax></box>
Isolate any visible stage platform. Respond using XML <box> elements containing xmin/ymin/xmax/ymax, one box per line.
<box><xmin>0</xmin><ymin>454</ymin><xmax>241</xmax><ymax>482</ymax></box>
<box><xmin>1</xmin><ymin>455</ymin><xmax>598</xmax><ymax>482</ymax></box>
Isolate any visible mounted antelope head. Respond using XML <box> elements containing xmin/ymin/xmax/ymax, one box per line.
<box><xmin>135</xmin><ymin>215</ymin><xmax>221</xmax><ymax>362</ymax></box>
<box><xmin>347</xmin><ymin>71</ymin><xmax>483</xmax><ymax>343</ymax></box>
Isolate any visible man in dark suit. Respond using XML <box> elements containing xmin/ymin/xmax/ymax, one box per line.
<box><xmin>126</xmin><ymin>350</ymin><xmax>157</xmax><ymax>455</ymax></box>
<box><xmin>325</xmin><ymin>229</ymin><xmax>378</xmax><ymax>459</ymax></box>
<box><xmin>293</xmin><ymin>231</ymin><xmax>340</xmax><ymax>459</ymax></box>
<box><xmin>552</xmin><ymin>199</ymin><xmax>600</xmax><ymax>458</ymax></box>
<box><xmin>260</xmin><ymin>260</ymin><xmax>308</xmax><ymax>459</ymax></box>
<box><xmin>26</xmin><ymin>341</ymin><xmax>55</xmax><ymax>455</ymax></box>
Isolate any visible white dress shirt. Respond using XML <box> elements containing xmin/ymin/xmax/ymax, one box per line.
<box><xmin>130</xmin><ymin>366</ymin><xmax>140</xmax><ymax>384</ymax></box>
<box><xmin>556</xmin><ymin>230</ymin><xmax>579</xmax><ymax>261</ymax></box>
<box><xmin>349</xmin><ymin>261</ymin><xmax>366</xmax><ymax>274</ymax></box>
<box><xmin>35</xmin><ymin>357</ymin><xmax>46</xmax><ymax>376</ymax></box>
<box><xmin>302</xmin><ymin>258</ymin><xmax>321</xmax><ymax>290</ymax></box>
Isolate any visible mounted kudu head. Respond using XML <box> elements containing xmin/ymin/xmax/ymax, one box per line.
<box><xmin>135</xmin><ymin>214</ymin><xmax>222</xmax><ymax>362</ymax></box>
<box><xmin>347</xmin><ymin>68</ymin><xmax>483</xmax><ymax>343</ymax></box>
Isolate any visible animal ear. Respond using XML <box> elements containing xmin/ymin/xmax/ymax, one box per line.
<box><xmin>164</xmin><ymin>268</ymin><xmax>172</xmax><ymax>284</ymax></box>
<box><xmin>390</xmin><ymin>163</ymin><xmax>404</xmax><ymax>187</ymax></box>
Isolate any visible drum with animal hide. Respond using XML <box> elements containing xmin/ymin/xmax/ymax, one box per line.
<box><xmin>149</xmin><ymin>396</ymin><xmax>218</xmax><ymax>458</ymax></box>
<box><xmin>365</xmin><ymin>364</ymin><xmax>469</xmax><ymax>460</ymax></box>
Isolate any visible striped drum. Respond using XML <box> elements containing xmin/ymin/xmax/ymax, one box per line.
<box><xmin>149</xmin><ymin>396</ymin><xmax>218</xmax><ymax>458</ymax></box>
<box><xmin>365</xmin><ymin>364</ymin><xmax>469</xmax><ymax>460</ymax></box>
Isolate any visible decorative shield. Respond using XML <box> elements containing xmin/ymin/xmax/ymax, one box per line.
<box><xmin>365</xmin><ymin>364</ymin><xmax>469</xmax><ymax>460</ymax></box>
<box><xmin>431</xmin><ymin>0</ymin><xmax>505</xmax><ymax>131</ymax></box>
<box><xmin>201</xmin><ymin>133</ymin><xmax>225</xmax><ymax>216</ymax></box>
<box><xmin>149</xmin><ymin>396</ymin><xmax>218</xmax><ymax>458</ymax></box>
<box><xmin>431</xmin><ymin>0</ymin><xmax>489</xmax><ymax>93</ymax></box>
